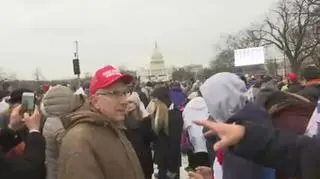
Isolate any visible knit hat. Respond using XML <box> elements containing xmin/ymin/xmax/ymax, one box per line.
<box><xmin>40</xmin><ymin>85</ymin><xmax>84</xmax><ymax>117</ymax></box>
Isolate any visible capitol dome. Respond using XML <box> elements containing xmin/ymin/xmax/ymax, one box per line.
<box><xmin>151</xmin><ymin>42</ymin><xmax>163</xmax><ymax>61</ymax></box>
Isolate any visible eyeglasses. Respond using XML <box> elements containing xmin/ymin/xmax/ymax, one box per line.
<box><xmin>97</xmin><ymin>90</ymin><xmax>130</xmax><ymax>98</ymax></box>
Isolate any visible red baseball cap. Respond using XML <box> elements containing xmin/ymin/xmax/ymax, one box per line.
<box><xmin>89</xmin><ymin>65</ymin><xmax>133</xmax><ymax>95</ymax></box>
<box><xmin>287</xmin><ymin>73</ymin><xmax>298</xmax><ymax>81</ymax></box>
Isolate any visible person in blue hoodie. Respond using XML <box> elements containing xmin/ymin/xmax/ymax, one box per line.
<box><xmin>199</xmin><ymin>72</ymin><xmax>275</xmax><ymax>179</ymax></box>
<box><xmin>169</xmin><ymin>82</ymin><xmax>186</xmax><ymax>110</ymax></box>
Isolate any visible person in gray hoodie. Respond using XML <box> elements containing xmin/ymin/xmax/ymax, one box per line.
<box><xmin>41</xmin><ymin>85</ymin><xmax>85</xmax><ymax>179</ymax></box>
<box><xmin>200</xmin><ymin>72</ymin><xmax>275</xmax><ymax>179</ymax></box>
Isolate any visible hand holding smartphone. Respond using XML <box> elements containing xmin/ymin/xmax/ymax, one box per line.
<box><xmin>21</xmin><ymin>92</ymin><xmax>35</xmax><ymax>115</ymax></box>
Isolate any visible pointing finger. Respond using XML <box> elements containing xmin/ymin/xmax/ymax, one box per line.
<box><xmin>213</xmin><ymin>140</ymin><xmax>228</xmax><ymax>151</ymax></box>
<box><xmin>193</xmin><ymin>120</ymin><xmax>219</xmax><ymax>131</ymax></box>
<box><xmin>204</xmin><ymin>130</ymin><xmax>216</xmax><ymax>137</ymax></box>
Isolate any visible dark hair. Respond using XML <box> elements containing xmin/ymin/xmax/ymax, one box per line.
<box><xmin>8</xmin><ymin>88</ymin><xmax>33</xmax><ymax>105</ymax></box>
<box><xmin>197</xmin><ymin>90</ymin><xmax>203</xmax><ymax>97</ymax></box>
<box><xmin>301</xmin><ymin>66</ymin><xmax>320</xmax><ymax>81</ymax></box>
<box><xmin>151</xmin><ymin>87</ymin><xmax>171</xmax><ymax>107</ymax></box>
<box><xmin>146</xmin><ymin>82</ymin><xmax>153</xmax><ymax>87</ymax></box>
<box><xmin>239</xmin><ymin>76</ymin><xmax>247</xmax><ymax>85</ymax></box>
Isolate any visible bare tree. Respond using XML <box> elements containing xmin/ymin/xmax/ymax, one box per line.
<box><xmin>211</xmin><ymin>29</ymin><xmax>263</xmax><ymax>72</ymax></box>
<box><xmin>210</xmin><ymin>49</ymin><xmax>234</xmax><ymax>73</ymax></box>
<box><xmin>217</xmin><ymin>28</ymin><xmax>262</xmax><ymax>51</ymax></box>
<box><xmin>251</xmin><ymin>0</ymin><xmax>320</xmax><ymax>73</ymax></box>
<box><xmin>0</xmin><ymin>68</ymin><xmax>16</xmax><ymax>81</ymax></box>
<box><xmin>309</xmin><ymin>0</ymin><xmax>320</xmax><ymax>66</ymax></box>
<box><xmin>172</xmin><ymin>68</ymin><xmax>195</xmax><ymax>81</ymax></box>
<box><xmin>265</xmin><ymin>59</ymin><xmax>279</xmax><ymax>76</ymax></box>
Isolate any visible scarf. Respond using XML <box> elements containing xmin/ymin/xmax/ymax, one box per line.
<box><xmin>146</xmin><ymin>99</ymin><xmax>169</xmax><ymax>135</ymax></box>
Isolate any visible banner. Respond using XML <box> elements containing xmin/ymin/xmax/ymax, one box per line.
<box><xmin>234</xmin><ymin>47</ymin><xmax>265</xmax><ymax>67</ymax></box>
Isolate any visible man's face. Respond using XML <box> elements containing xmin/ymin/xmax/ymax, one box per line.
<box><xmin>91</xmin><ymin>81</ymin><xmax>129</xmax><ymax>121</ymax></box>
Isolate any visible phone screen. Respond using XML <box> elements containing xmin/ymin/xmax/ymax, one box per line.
<box><xmin>21</xmin><ymin>92</ymin><xmax>35</xmax><ymax>112</ymax></box>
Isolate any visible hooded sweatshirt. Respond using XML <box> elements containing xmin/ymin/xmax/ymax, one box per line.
<box><xmin>200</xmin><ymin>72</ymin><xmax>275</xmax><ymax>179</ymax></box>
<box><xmin>183</xmin><ymin>97</ymin><xmax>208</xmax><ymax>153</ymax></box>
<box><xmin>169</xmin><ymin>87</ymin><xmax>186</xmax><ymax>109</ymax></box>
<box><xmin>41</xmin><ymin>85</ymin><xmax>84</xmax><ymax>179</ymax></box>
<box><xmin>200</xmin><ymin>72</ymin><xmax>248</xmax><ymax>122</ymax></box>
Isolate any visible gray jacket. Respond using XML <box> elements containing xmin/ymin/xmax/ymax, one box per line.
<box><xmin>41</xmin><ymin>85</ymin><xmax>84</xmax><ymax>179</ymax></box>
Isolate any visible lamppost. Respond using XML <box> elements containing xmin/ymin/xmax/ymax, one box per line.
<box><xmin>73</xmin><ymin>41</ymin><xmax>81</xmax><ymax>88</ymax></box>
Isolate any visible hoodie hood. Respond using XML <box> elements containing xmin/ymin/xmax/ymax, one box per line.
<box><xmin>41</xmin><ymin>85</ymin><xmax>84</xmax><ymax>117</ymax></box>
<box><xmin>200</xmin><ymin>72</ymin><xmax>247</xmax><ymax>122</ymax></box>
<box><xmin>183</xmin><ymin>97</ymin><xmax>209</xmax><ymax>124</ymax></box>
<box><xmin>185</xmin><ymin>97</ymin><xmax>207</xmax><ymax>110</ymax></box>
<box><xmin>169</xmin><ymin>89</ymin><xmax>186</xmax><ymax>107</ymax></box>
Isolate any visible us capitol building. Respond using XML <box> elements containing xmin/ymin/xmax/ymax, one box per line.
<box><xmin>137</xmin><ymin>42</ymin><xmax>173</xmax><ymax>82</ymax></box>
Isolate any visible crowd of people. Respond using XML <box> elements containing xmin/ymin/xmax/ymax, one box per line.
<box><xmin>0</xmin><ymin>64</ymin><xmax>320</xmax><ymax>179</ymax></box>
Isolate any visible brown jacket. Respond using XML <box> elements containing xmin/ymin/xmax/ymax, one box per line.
<box><xmin>57</xmin><ymin>103</ymin><xmax>145</xmax><ymax>179</ymax></box>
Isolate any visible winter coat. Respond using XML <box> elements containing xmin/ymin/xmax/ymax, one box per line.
<box><xmin>41</xmin><ymin>85</ymin><xmax>85</xmax><ymax>179</ymax></box>
<box><xmin>232</xmin><ymin>122</ymin><xmax>320</xmax><ymax>179</ymax></box>
<box><xmin>124</xmin><ymin>116</ymin><xmax>156</xmax><ymax>179</ymax></box>
<box><xmin>58</xmin><ymin>103</ymin><xmax>145</xmax><ymax>179</ymax></box>
<box><xmin>0</xmin><ymin>128</ymin><xmax>46</xmax><ymax>179</ymax></box>
<box><xmin>200</xmin><ymin>72</ymin><xmax>274</xmax><ymax>179</ymax></box>
<box><xmin>287</xmin><ymin>83</ymin><xmax>304</xmax><ymax>93</ymax></box>
<box><xmin>297</xmin><ymin>80</ymin><xmax>320</xmax><ymax>103</ymax></box>
<box><xmin>153</xmin><ymin>108</ymin><xmax>183</xmax><ymax>172</ymax></box>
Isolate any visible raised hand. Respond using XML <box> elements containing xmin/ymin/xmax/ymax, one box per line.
<box><xmin>8</xmin><ymin>105</ymin><xmax>25</xmax><ymax>131</ymax></box>
<box><xmin>194</xmin><ymin>120</ymin><xmax>245</xmax><ymax>151</ymax></box>
<box><xmin>23</xmin><ymin>107</ymin><xmax>41</xmax><ymax>132</ymax></box>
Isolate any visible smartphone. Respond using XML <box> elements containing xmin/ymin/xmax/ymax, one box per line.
<box><xmin>21</xmin><ymin>92</ymin><xmax>35</xmax><ymax>114</ymax></box>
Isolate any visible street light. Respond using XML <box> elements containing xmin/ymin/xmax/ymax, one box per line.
<box><xmin>73</xmin><ymin>41</ymin><xmax>81</xmax><ymax>88</ymax></box>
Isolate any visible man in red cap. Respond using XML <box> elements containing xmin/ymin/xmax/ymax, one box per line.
<box><xmin>286</xmin><ymin>73</ymin><xmax>304</xmax><ymax>93</ymax></box>
<box><xmin>58</xmin><ymin>65</ymin><xmax>145</xmax><ymax>179</ymax></box>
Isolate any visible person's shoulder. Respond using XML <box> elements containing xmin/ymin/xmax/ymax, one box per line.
<box><xmin>228</xmin><ymin>103</ymin><xmax>271</xmax><ymax>125</ymax></box>
<box><xmin>43</xmin><ymin>117</ymin><xmax>63</xmax><ymax>129</ymax></box>
<box><xmin>62</xmin><ymin>123</ymin><xmax>94</xmax><ymax>143</ymax></box>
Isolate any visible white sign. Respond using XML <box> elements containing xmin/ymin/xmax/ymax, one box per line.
<box><xmin>234</xmin><ymin>47</ymin><xmax>265</xmax><ymax>67</ymax></box>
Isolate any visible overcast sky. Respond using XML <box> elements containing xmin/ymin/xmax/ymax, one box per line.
<box><xmin>0</xmin><ymin>0</ymin><xmax>279</xmax><ymax>80</ymax></box>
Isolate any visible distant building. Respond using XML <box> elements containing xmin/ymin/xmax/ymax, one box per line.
<box><xmin>137</xmin><ymin>42</ymin><xmax>173</xmax><ymax>82</ymax></box>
